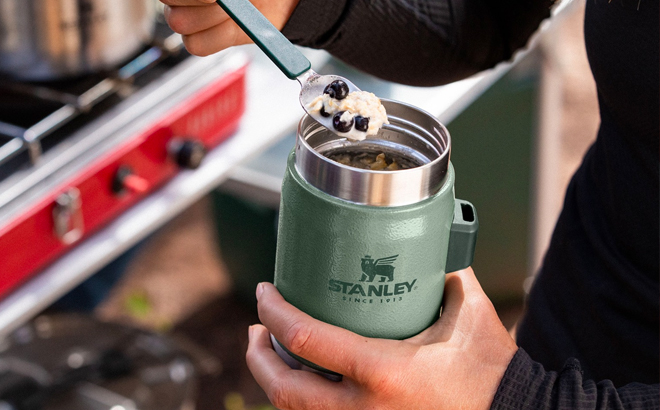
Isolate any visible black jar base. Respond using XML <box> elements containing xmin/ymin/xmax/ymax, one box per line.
<box><xmin>269</xmin><ymin>334</ymin><xmax>343</xmax><ymax>382</ymax></box>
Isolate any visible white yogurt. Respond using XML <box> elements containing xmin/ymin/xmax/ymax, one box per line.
<box><xmin>307</xmin><ymin>90</ymin><xmax>389</xmax><ymax>141</ymax></box>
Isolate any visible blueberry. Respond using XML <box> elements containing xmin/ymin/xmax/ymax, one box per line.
<box><xmin>354</xmin><ymin>115</ymin><xmax>369</xmax><ymax>132</ymax></box>
<box><xmin>323</xmin><ymin>80</ymin><xmax>349</xmax><ymax>100</ymax></box>
<box><xmin>332</xmin><ymin>111</ymin><xmax>354</xmax><ymax>133</ymax></box>
<box><xmin>320</xmin><ymin>106</ymin><xmax>331</xmax><ymax>117</ymax></box>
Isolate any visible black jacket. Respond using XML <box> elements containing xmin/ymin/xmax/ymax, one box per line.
<box><xmin>282</xmin><ymin>0</ymin><xmax>660</xmax><ymax>407</ymax></box>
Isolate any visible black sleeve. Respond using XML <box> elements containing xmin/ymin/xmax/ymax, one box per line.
<box><xmin>281</xmin><ymin>0</ymin><xmax>555</xmax><ymax>86</ymax></box>
<box><xmin>491</xmin><ymin>349</ymin><xmax>660</xmax><ymax>410</ymax></box>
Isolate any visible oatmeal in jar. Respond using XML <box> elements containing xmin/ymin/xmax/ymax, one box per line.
<box><xmin>325</xmin><ymin>150</ymin><xmax>420</xmax><ymax>171</ymax></box>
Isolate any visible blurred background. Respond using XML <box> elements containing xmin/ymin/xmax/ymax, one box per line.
<box><xmin>0</xmin><ymin>1</ymin><xmax>599</xmax><ymax>408</ymax></box>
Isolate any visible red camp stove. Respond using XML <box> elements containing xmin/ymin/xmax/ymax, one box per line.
<box><xmin>0</xmin><ymin>29</ymin><xmax>248</xmax><ymax>299</ymax></box>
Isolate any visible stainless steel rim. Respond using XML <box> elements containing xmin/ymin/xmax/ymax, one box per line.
<box><xmin>295</xmin><ymin>99</ymin><xmax>451</xmax><ymax>207</ymax></box>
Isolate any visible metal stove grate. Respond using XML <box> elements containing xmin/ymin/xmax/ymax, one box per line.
<box><xmin>0</xmin><ymin>32</ymin><xmax>186</xmax><ymax>175</ymax></box>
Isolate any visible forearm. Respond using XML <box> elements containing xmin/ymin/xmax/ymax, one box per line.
<box><xmin>282</xmin><ymin>0</ymin><xmax>556</xmax><ymax>86</ymax></box>
<box><xmin>491</xmin><ymin>349</ymin><xmax>660</xmax><ymax>410</ymax></box>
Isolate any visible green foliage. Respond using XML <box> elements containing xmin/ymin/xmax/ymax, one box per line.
<box><xmin>123</xmin><ymin>291</ymin><xmax>152</xmax><ymax>318</ymax></box>
<box><xmin>224</xmin><ymin>392</ymin><xmax>276</xmax><ymax>410</ymax></box>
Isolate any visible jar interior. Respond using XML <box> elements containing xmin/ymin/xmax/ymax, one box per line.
<box><xmin>304</xmin><ymin>122</ymin><xmax>438</xmax><ymax>172</ymax></box>
<box><xmin>323</xmin><ymin>147</ymin><xmax>422</xmax><ymax>171</ymax></box>
<box><xmin>295</xmin><ymin>99</ymin><xmax>451</xmax><ymax>206</ymax></box>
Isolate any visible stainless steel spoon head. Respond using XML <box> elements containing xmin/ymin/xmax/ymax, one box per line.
<box><xmin>297</xmin><ymin>70</ymin><xmax>361</xmax><ymax>134</ymax></box>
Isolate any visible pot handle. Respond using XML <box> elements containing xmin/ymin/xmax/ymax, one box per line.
<box><xmin>446</xmin><ymin>199</ymin><xmax>479</xmax><ymax>273</ymax></box>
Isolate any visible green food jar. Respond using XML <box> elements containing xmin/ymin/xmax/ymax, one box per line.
<box><xmin>273</xmin><ymin>99</ymin><xmax>478</xmax><ymax>379</ymax></box>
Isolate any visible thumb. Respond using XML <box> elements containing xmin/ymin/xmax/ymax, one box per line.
<box><xmin>407</xmin><ymin>267</ymin><xmax>485</xmax><ymax>344</ymax></box>
<box><xmin>443</xmin><ymin>267</ymin><xmax>485</xmax><ymax>314</ymax></box>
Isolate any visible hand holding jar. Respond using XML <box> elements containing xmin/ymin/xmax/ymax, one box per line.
<box><xmin>246</xmin><ymin>268</ymin><xmax>518</xmax><ymax>410</ymax></box>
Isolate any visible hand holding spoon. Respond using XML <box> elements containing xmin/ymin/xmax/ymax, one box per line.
<box><xmin>215</xmin><ymin>0</ymin><xmax>387</xmax><ymax>140</ymax></box>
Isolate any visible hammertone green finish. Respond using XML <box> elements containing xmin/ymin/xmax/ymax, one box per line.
<box><xmin>215</xmin><ymin>0</ymin><xmax>311</xmax><ymax>79</ymax></box>
<box><xmin>274</xmin><ymin>152</ymin><xmax>476</xmax><ymax>342</ymax></box>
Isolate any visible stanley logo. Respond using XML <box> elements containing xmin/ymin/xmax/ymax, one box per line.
<box><xmin>328</xmin><ymin>254</ymin><xmax>418</xmax><ymax>303</ymax></box>
<box><xmin>360</xmin><ymin>254</ymin><xmax>398</xmax><ymax>282</ymax></box>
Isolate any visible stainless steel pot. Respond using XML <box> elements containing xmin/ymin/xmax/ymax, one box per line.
<box><xmin>0</xmin><ymin>0</ymin><xmax>157</xmax><ymax>81</ymax></box>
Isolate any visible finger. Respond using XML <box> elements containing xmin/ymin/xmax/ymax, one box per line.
<box><xmin>256</xmin><ymin>282</ymin><xmax>386</xmax><ymax>380</ymax></box>
<box><xmin>246</xmin><ymin>324</ymin><xmax>295</xmax><ymax>388</ymax></box>
<box><xmin>160</xmin><ymin>0</ymin><xmax>216</xmax><ymax>6</ymax></box>
<box><xmin>246</xmin><ymin>324</ymin><xmax>353</xmax><ymax>410</ymax></box>
<box><xmin>181</xmin><ymin>19</ymin><xmax>251</xmax><ymax>56</ymax></box>
<box><xmin>165</xmin><ymin>4</ymin><xmax>229</xmax><ymax>36</ymax></box>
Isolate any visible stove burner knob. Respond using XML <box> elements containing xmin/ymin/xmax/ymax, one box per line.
<box><xmin>168</xmin><ymin>138</ymin><xmax>206</xmax><ymax>169</ymax></box>
<box><xmin>113</xmin><ymin>166</ymin><xmax>149</xmax><ymax>195</ymax></box>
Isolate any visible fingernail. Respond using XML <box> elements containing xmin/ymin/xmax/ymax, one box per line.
<box><xmin>248</xmin><ymin>325</ymin><xmax>254</xmax><ymax>342</ymax></box>
<box><xmin>256</xmin><ymin>283</ymin><xmax>264</xmax><ymax>300</ymax></box>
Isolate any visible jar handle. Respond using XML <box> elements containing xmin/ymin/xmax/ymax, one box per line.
<box><xmin>446</xmin><ymin>199</ymin><xmax>479</xmax><ymax>273</ymax></box>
